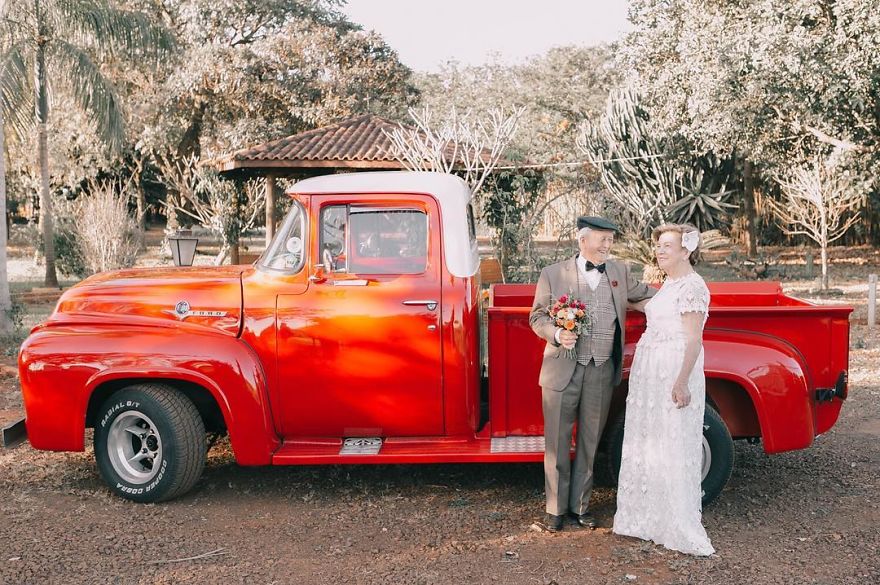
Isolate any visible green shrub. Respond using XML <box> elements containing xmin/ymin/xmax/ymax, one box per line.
<box><xmin>54</xmin><ymin>224</ymin><xmax>89</xmax><ymax>278</ymax></box>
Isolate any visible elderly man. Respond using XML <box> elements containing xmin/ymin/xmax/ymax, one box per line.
<box><xmin>529</xmin><ymin>216</ymin><xmax>655</xmax><ymax>532</ymax></box>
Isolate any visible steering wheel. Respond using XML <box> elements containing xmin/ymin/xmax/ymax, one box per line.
<box><xmin>267</xmin><ymin>236</ymin><xmax>303</xmax><ymax>269</ymax></box>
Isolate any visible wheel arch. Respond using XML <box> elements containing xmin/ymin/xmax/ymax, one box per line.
<box><xmin>86</xmin><ymin>377</ymin><xmax>226</xmax><ymax>434</ymax></box>
<box><xmin>19</xmin><ymin>326</ymin><xmax>277</xmax><ymax>463</ymax></box>
<box><xmin>81</xmin><ymin>360</ymin><xmax>277</xmax><ymax>465</ymax></box>
<box><xmin>703</xmin><ymin>333</ymin><xmax>815</xmax><ymax>453</ymax></box>
<box><xmin>705</xmin><ymin>376</ymin><xmax>761</xmax><ymax>439</ymax></box>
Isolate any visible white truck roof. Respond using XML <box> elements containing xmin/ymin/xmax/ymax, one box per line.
<box><xmin>288</xmin><ymin>171</ymin><xmax>480</xmax><ymax>278</ymax></box>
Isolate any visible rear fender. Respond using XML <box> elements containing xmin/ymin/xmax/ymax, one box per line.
<box><xmin>19</xmin><ymin>325</ymin><xmax>278</xmax><ymax>465</ymax></box>
<box><xmin>703</xmin><ymin>330</ymin><xmax>813</xmax><ymax>454</ymax></box>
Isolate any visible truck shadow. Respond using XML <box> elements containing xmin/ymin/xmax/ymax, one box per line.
<box><xmin>188</xmin><ymin>437</ymin><xmax>847</xmax><ymax>523</ymax></box>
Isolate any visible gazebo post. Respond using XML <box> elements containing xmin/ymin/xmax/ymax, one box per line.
<box><xmin>265</xmin><ymin>174</ymin><xmax>277</xmax><ymax>247</ymax></box>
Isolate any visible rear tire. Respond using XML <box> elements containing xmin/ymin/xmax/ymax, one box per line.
<box><xmin>605</xmin><ymin>403</ymin><xmax>734</xmax><ymax>506</ymax></box>
<box><xmin>94</xmin><ymin>384</ymin><xmax>206</xmax><ymax>503</ymax></box>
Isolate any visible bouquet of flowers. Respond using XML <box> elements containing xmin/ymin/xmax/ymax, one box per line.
<box><xmin>549</xmin><ymin>293</ymin><xmax>590</xmax><ymax>359</ymax></box>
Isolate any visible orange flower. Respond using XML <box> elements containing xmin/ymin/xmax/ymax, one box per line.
<box><xmin>576</xmin><ymin>309</ymin><xmax>585</xmax><ymax>318</ymax></box>
<box><xmin>564</xmin><ymin>320</ymin><xmax>575</xmax><ymax>330</ymax></box>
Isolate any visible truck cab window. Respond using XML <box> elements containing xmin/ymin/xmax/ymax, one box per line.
<box><xmin>261</xmin><ymin>201</ymin><xmax>305</xmax><ymax>272</ymax></box>
<box><xmin>349</xmin><ymin>208</ymin><xmax>428</xmax><ymax>274</ymax></box>
<box><xmin>320</xmin><ymin>205</ymin><xmax>428</xmax><ymax>275</ymax></box>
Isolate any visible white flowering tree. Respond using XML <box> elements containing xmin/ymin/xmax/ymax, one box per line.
<box><xmin>384</xmin><ymin>106</ymin><xmax>524</xmax><ymax>199</ymax></box>
<box><xmin>768</xmin><ymin>157</ymin><xmax>865</xmax><ymax>290</ymax></box>
<box><xmin>383</xmin><ymin>105</ymin><xmax>526</xmax><ymax>275</ymax></box>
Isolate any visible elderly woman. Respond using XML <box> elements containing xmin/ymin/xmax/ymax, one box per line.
<box><xmin>612</xmin><ymin>223</ymin><xmax>715</xmax><ymax>556</ymax></box>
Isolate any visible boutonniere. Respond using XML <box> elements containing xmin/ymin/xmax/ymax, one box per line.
<box><xmin>611</xmin><ymin>280</ymin><xmax>619</xmax><ymax>288</ymax></box>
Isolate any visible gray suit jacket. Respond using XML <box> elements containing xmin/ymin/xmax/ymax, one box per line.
<box><xmin>529</xmin><ymin>257</ymin><xmax>656</xmax><ymax>390</ymax></box>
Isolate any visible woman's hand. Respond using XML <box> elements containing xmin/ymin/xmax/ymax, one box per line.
<box><xmin>671</xmin><ymin>381</ymin><xmax>691</xmax><ymax>408</ymax></box>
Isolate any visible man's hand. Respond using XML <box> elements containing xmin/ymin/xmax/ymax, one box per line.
<box><xmin>558</xmin><ymin>329</ymin><xmax>578</xmax><ymax>350</ymax></box>
<box><xmin>671</xmin><ymin>381</ymin><xmax>691</xmax><ymax>408</ymax></box>
<box><xmin>627</xmin><ymin>299</ymin><xmax>649</xmax><ymax>312</ymax></box>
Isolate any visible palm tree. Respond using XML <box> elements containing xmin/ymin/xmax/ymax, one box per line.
<box><xmin>1</xmin><ymin>39</ymin><xmax>31</xmax><ymax>333</ymax></box>
<box><xmin>0</xmin><ymin>107</ymin><xmax>13</xmax><ymax>333</ymax></box>
<box><xmin>0</xmin><ymin>0</ymin><xmax>172</xmax><ymax>287</ymax></box>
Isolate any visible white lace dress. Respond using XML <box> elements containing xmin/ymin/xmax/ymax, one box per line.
<box><xmin>612</xmin><ymin>271</ymin><xmax>715</xmax><ymax>556</ymax></box>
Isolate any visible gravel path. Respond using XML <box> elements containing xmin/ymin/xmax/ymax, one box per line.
<box><xmin>1</xmin><ymin>297</ymin><xmax>878</xmax><ymax>585</ymax></box>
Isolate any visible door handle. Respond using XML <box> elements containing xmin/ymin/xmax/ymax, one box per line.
<box><xmin>403</xmin><ymin>299</ymin><xmax>438</xmax><ymax>311</ymax></box>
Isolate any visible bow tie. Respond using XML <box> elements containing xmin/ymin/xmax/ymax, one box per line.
<box><xmin>584</xmin><ymin>261</ymin><xmax>606</xmax><ymax>273</ymax></box>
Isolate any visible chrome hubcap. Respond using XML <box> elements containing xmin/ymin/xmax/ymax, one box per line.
<box><xmin>107</xmin><ymin>411</ymin><xmax>162</xmax><ymax>484</ymax></box>
<box><xmin>701</xmin><ymin>435</ymin><xmax>712</xmax><ymax>481</ymax></box>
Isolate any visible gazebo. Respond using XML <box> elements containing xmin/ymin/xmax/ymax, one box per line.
<box><xmin>216</xmin><ymin>114</ymin><xmax>414</xmax><ymax>245</ymax></box>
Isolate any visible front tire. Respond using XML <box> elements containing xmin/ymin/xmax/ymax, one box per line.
<box><xmin>605</xmin><ymin>403</ymin><xmax>735</xmax><ymax>506</ymax></box>
<box><xmin>94</xmin><ymin>384</ymin><xmax>206</xmax><ymax>503</ymax></box>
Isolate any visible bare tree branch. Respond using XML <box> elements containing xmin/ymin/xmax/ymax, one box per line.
<box><xmin>769</xmin><ymin>157</ymin><xmax>865</xmax><ymax>289</ymax></box>
<box><xmin>804</xmin><ymin>126</ymin><xmax>863</xmax><ymax>152</ymax></box>
<box><xmin>158</xmin><ymin>155</ymin><xmax>265</xmax><ymax>265</ymax></box>
<box><xmin>383</xmin><ymin>105</ymin><xmax>524</xmax><ymax>198</ymax></box>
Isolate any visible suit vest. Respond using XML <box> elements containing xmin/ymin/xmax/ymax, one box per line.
<box><xmin>577</xmin><ymin>271</ymin><xmax>617</xmax><ymax>366</ymax></box>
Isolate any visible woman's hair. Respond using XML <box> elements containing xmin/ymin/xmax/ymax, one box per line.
<box><xmin>651</xmin><ymin>223</ymin><xmax>702</xmax><ymax>266</ymax></box>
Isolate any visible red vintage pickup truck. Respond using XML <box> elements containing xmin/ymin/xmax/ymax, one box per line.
<box><xmin>15</xmin><ymin>172</ymin><xmax>852</xmax><ymax>504</ymax></box>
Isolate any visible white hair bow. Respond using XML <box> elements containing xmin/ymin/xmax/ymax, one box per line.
<box><xmin>682</xmin><ymin>230</ymin><xmax>700</xmax><ymax>252</ymax></box>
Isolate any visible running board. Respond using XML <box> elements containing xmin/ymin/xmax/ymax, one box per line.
<box><xmin>339</xmin><ymin>437</ymin><xmax>383</xmax><ymax>455</ymax></box>
<box><xmin>271</xmin><ymin>435</ymin><xmax>547</xmax><ymax>465</ymax></box>
<box><xmin>490</xmin><ymin>435</ymin><xmax>545</xmax><ymax>453</ymax></box>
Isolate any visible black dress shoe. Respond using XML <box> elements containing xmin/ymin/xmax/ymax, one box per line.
<box><xmin>544</xmin><ymin>513</ymin><xmax>564</xmax><ymax>532</ymax></box>
<box><xmin>574</xmin><ymin>512</ymin><xmax>597</xmax><ymax>529</ymax></box>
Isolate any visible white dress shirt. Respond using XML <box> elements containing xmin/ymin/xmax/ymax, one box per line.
<box><xmin>577</xmin><ymin>255</ymin><xmax>603</xmax><ymax>291</ymax></box>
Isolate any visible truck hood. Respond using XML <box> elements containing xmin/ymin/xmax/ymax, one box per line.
<box><xmin>47</xmin><ymin>266</ymin><xmax>244</xmax><ymax>336</ymax></box>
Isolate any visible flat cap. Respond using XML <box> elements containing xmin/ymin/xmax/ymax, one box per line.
<box><xmin>577</xmin><ymin>215</ymin><xmax>619</xmax><ymax>232</ymax></box>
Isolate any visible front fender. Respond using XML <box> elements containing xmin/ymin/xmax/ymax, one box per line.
<box><xmin>19</xmin><ymin>324</ymin><xmax>278</xmax><ymax>465</ymax></box>
<box><xmin>703</xmin><ymin>330</ymin><xmax>814</xmax><ymax>454</ymax></box>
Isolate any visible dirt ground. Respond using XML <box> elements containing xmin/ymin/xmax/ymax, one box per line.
<box><xmin>1</xmin><ymin>252</ymin><xmax>879</xmax><ymax>585</ymax></box>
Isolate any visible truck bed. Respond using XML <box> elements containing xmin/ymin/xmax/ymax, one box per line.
<box><xmin>486</xmin><ymin>281</ymin><xmax>852</xmax><ymax>448</ymax></box>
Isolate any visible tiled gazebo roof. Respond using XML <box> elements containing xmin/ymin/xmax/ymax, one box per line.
<box><xmin>216</xmin><ymin>114</ymin><xmax>409</xmax><ymax>173</ymax></box>
<box><xmin>215</xmin><ymin>113</ymin><xmax>510</xmax><ymax>176</ymax></box>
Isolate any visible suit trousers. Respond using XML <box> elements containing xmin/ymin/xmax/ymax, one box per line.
<box><xmin>542</xmin><ymin>359</ymin><xmax>615</xmax><ymax>516</ymax></box>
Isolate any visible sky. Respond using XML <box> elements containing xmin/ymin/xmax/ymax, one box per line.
<box><xmin>341</xmin><ymin>1</ymin><xmax>632</xmax><ymax>72</ymax></box>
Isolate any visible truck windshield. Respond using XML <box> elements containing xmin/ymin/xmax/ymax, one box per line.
<box><xmin>260</xmin><ymin>201</ymin><xmax>305</xmax><ymax>272</ymax></box>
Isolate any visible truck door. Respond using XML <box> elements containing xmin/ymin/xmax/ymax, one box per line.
<box><xmin>276</xmin><ymin>195</ymin><xmax>444</xmax><ymax>437</ymax></box>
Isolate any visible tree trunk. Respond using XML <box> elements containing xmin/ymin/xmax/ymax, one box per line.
<box><xmin>176</xmin><ymin>101</ymin><xmax>206</xmax><ymax>160</ymax></box>
<box><xmin>265</xmin><ymin>175</ymin><xmax>276</xmax><ymax>246</ymax></box>
<box><xmin>0</xmin><ymin>110</ymin><xmax>14</xmax><ymax>333</ymax></box>
<box><xmin>36</xmin><ymin>41</ymin><xmax>58</xmax><ymax>288</ymax></box>
<box><xmin>820</xmin><ymin>244</ymin><xmax>829</xmax><ymax>290</ymax></box>
<box><xmin>213</xmin><ymin>242</ymin><xmax>229</xmax><ymax>266</ymax></box>
<box><xmin>164</xmin><ymin>193</ymin><xmax>180</xmax><ymax>233</ymax></box>
<box><xmin>133</xmin><ymin>155</ymin><xmax>147</xmax><ymax>233</ymax></box>
<box><xmin>742</xmin><ymin>159</ymin><xmax>758</xmax><ymax>257</ymax></box>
